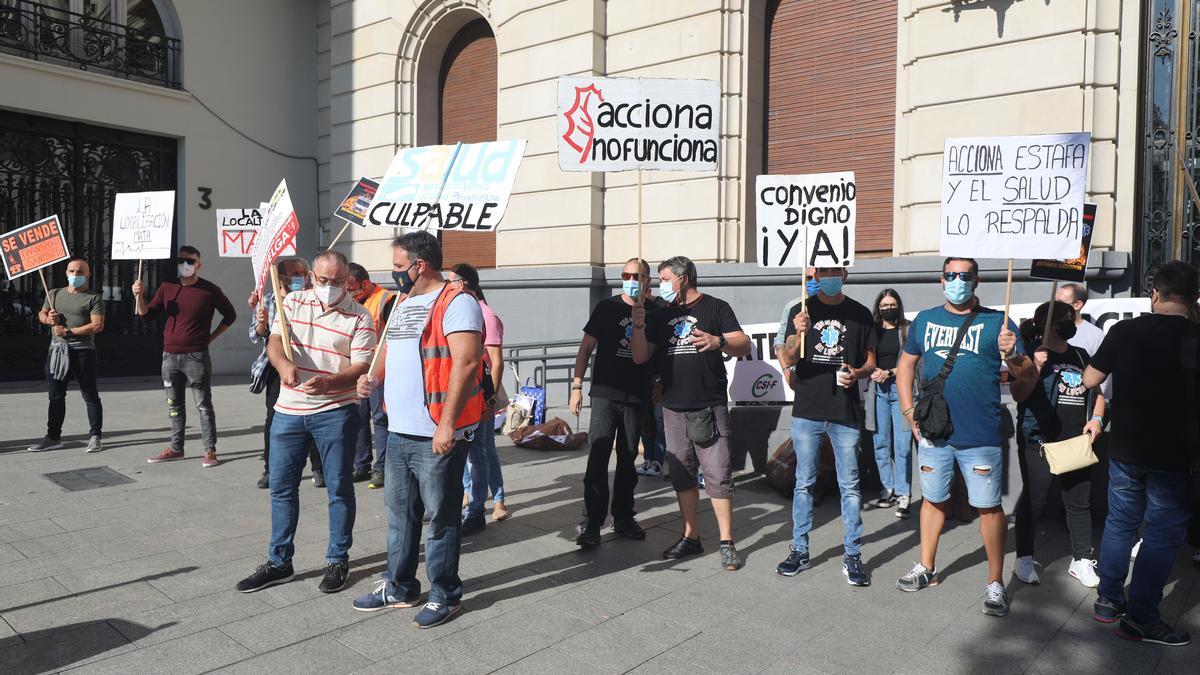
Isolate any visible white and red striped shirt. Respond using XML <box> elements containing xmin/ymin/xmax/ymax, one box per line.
<box><xmin>272</xmin><ymin>288</ymin><xmax>376</xmax><ymax>415</ymax></box>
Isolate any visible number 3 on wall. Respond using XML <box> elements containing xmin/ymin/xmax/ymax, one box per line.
<box><xmin>197</xmin><ymin>187</ymin><xmax>213</xmax><ymax>210</ymax></box>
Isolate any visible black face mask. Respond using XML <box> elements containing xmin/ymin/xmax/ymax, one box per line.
<box><xmin>392</xmin><ymin>262</ymin><xmax>417</xmax><ymax>295</ymax></box>
<box><xmin>1053</xmin><ymin>319</ymin><xmax>1077</xmax><ymax>341</ymax></box>
<box><xmin>879</xmin><ymin>307</ymin><xmax>902</xmax><ymax>322</ymax></box>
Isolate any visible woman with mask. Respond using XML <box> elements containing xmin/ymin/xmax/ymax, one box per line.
<box><xmin>1010</xmin><ymin>301</ymin><xmax>1106</xmax><ymax>588</ymax></box>
<box><xmin>864</xmin><ymin>289</ymin><xmax>915</xmax><ymax>518</ymax></box>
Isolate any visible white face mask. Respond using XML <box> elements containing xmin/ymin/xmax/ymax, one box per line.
<box><xmin>313</xmin><ymin>283</ymin><xmax>343</xmax><ymax>306</ymax></box>
<box><xmin>177</xmin><ymin>263</ymin><xmax>196</xmax><ymax>278</ymax></box>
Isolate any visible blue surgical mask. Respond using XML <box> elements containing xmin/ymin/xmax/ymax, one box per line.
<box><xmin>622</xmin><ymin>280</ymin><xmax>640</xmax><ymax>299</ymax></box>
<box><xmin>805</xmin><ymin>278</ymin><xmax>821</xmax><ymax>296</ymax></box>
<box><xmin>659</xmin><ymin>279</ymin><xmax>679</xmax><ymax>304</ymax></box>
<box><xmin>288</xmin><ymin>276</ymin><xmax>305</xmax><ymax>292</ymax></box>
<box><xmin>67</xmin><ymin>274</ymin><xmax>86</xmax><ymax>289</ymax></box>
<box><xmin>817</xmin><ymin>277</ymin><xmax>844</xmax><ymax>296</ymax></box>
<box><xmin>943</xmin><ymin>278</ymin><xmax>974</xmax><ymax>305</ymax></box>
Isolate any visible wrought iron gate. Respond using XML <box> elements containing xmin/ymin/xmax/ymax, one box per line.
<box><xmin>0</xmin><ymin>108</ymin><xmax>176</xmax><ymax>381</ymax></box>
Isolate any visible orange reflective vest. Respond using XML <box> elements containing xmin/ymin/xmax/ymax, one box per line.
<box><xmin>420</xmin><ymin>284</ymin><xmax>484</xmax><ymax>433</ymax></box>
<box><xmin>359</xmin><ymin>284</ymin><xmax>394</xmax><ymax>336</ymax></box>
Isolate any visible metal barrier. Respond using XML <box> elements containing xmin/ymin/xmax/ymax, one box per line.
<box><xmin>501</xmin><ymin>339</ymin><xmax>585</xmax><ymax>408</ymax></box>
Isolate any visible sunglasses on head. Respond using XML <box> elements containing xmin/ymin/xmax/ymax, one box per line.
<box><xmin>177</xmin><ymin>257</ymin><xmax>198</xmax><ymax>265</ymax></box>
<box><xmin>942</xmin><ymin>271</ymin><xmax>974</xmax><ymax>282</ymax></box>
<box><xmin>620</xmin><ymin>272</ymin><xmax>642</xmax><ymax>280</ymax></box>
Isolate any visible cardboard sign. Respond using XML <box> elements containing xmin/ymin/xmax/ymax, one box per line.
<box><xmin>756</xmin><ymin>172</ymin><xmax>856</xmax><ymax>268</ymax></box>
<box><xmin>111</xmin><ymin>190</ymin><xmax>175</xmax><ymax>260</ymax></box>
<box><xmin>368</xmin><ymin>140</ymin><xmax>526</xmax><ymax>232</ymax></box>
<box><xmin>217</xmin><ymin>208</ymin><xmax>297</xmax><ymax>258</ymax></box>
<box><xmin>334</xmin><ymin>177</ymin><xmax>379</xmax><ymax>227</ymax></box>
<box><xmin>1030</xmin><ymin>202</ymin><xmax>1097</xmax><ymax>283</ymax></box>
<box><xmin>940</xmin><ymin>132</ymin><xmax>1090</xmax><ymax>259</ymax></box>
<box><xmin>557</xmin><ymin>77</ymin><xmax>720</xmax><ymax>172</ymax></box>
<box><xmin>251</xmin><ymin>180</ymin><xmax>300</xmax><ymax>292</ymax></box>
<box><xmin>725</xmin><ymin>322</ymin><xmax>794</xmax><ymax>404</ymax></box>
<box><xmin>2</xmin><ymin>215</ymin><xmax>71</xmax><ymax>281</ymax></box>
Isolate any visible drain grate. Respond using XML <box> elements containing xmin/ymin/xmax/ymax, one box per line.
<box><xmin>42</xmin><ymin>466</ymin><xmax>136</xmax><ymax>491</ymax></box>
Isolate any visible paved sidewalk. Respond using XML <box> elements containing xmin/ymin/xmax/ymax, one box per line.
<box><xmin>0</xmin><ymin>376</ymin><xmax>1196</xmax><ymax>674</ymax></box>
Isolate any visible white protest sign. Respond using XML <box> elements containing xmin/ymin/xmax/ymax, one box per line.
<box><xmin>217</xmin><ymin>208</ymin><xmax>297</xmax><ymax>258</ymax></box>
<box><xmin>111</xmin><ymin>190</ymin><xmax>174</xmax><ymax>259</ymax></box>
<box><xmin>557</xmin><ymin>77</ymin><xmax>720</xmax><ymax>172</ymax></box>
<box><xmin>756</xmin><ymin>172</ymin><xmax>856</xmax><ymax>268</ymax></box>
<box><xmin>251</xmin><ymin>180</ymin><xmax>300</xmax><ymax>292</ymax></box>
<box><xmin>940</xmin><ymin>132</ymin><xmax>1090</xmax><ymax>260</ymax></box>
<box><xmin>367</xmin><ymin>140</ymin><xmax>526</xmax><ymax>232</ymax></box>
<box><xmin>725</xmin><ymin>322</ymin><xmax>793</xmax><ymax>404</ymax></box>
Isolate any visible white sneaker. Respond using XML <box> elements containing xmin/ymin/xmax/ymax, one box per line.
<box><xmin>1014</xmin><ymin>555</ymin><xmax>1040</xmax><ymax>584</ymax></box>
<box><xmin>636</xmin><ymin>460</ymin><xmax>662</xmax><ymax>477</ymax></box>
<box><xmin>85</xmin><ymin>436</ymin><xmax>103</xmax><ymax>453</ymax></box>
<box><xmin>1130</xmin><ymin>538</ymin><xmax>1142</xmax><ymax>560</ymax></box>
<box><xmin>1068</xmin><ymin>558</ymin><xmax>1099</xmax><ymax>588</ymax></box>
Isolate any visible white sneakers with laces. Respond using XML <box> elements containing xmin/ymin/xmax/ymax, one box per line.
<box><xmin>1014</xmin><ymin>555</ymin><xmax>1040</xmax><ymax>584</ymax></box>
<box><xmin>1068</xmin><ymin>558</ymin><xmax>1100</xmax><ymax>588</ymax></box>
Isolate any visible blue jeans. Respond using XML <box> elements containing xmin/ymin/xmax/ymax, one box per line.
<box><xmin>1097</xmin><ymin>459</ymin><xmax>1191</xmax><ymax>624</ymax></box>
<box><xmin>267</xmin><ymin>406</ymin><xmax>359</xmax><ymax>566</ymax></box>
<box><xmin>917</xmin><ymin>443</ymin><xmax>1002</xmax><ymax>508</ymax></box>
<box><xmin>641</xmin><ymin>404</ymin><xmax>666</xmax><ymax>463</ymax></box>
<box><xmin>385</xmin><ymin>432</ymin><xmax>471</xmax><ymax>606</ymax></box>
<box><xmin>464</xmin><ymin>414</ymin><xmax>504</xmax><ymax>518</ymax></box>
<box><xmin>356</xmin><ymin>387</ymin><xmax>387</xmax><ymax>473</ymax></box>
<box><xmin>790</xmin><ymin>417</ymin><xmax>863</xmax><ymax>556</ymax></box>
<box><xmin>871</xmin><ymin>380</ymin><xmax>912</xmax><ymax>497</ymax></box>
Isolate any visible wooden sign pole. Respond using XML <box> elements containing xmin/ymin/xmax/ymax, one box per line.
<box><xmin>1001</xmin><ymin>259</ymin><xmax>1015</xmax><ymax>344</ymax></box>
<box><xmin>636</xmin><ymin>170</ymin><xmax>645</xmax><ymax>308</ymax></box>
<box><xmin>38</xmin><ymin>268</ymin><xmax>52</xmax><ymax>311</ymax></box>
<box><xmin>269</xmin><ymin>264</ymin><xmax>293</xmax><ymax>361</ymax></box>
<box><xmin>799</xmin><ymin>275</ymin><xmax>808</xmax><ymax>359</ymax></box>
<box><xmin>327</xmin><ymin>219</ymin><xmax>351</xmax><ymax>250</ymax></box>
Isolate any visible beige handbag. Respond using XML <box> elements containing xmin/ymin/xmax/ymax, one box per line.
<box><xmin>1040</xmin><ymin>434</ymin><xmax>1098</xmax><ymax>475</ymax></box>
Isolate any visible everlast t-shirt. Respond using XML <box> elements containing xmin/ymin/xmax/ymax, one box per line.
<box><xmin>784</xmin><ymin>295</ymin><xmax>874</xmax><ymax>424</ymax></box>
<box><xmin>583</xmin><ymin>295</ymin><xmax>663</xmax><ymax>403</ymax></box>
<box><xmin>646</xmin><ymin>294</ymin><xmax>741</xmax><ymax>410</ymax></box>
<box><xmin>1018</xmin><ymin>345</ymin><xmax>1091</xmax><ymax>443</ymax></box>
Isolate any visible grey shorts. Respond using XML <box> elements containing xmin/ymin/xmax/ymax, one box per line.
<box><xmin>663</xmin><ymin>405</ymin><xmax>734</xmax><ymax>499</ymax></box>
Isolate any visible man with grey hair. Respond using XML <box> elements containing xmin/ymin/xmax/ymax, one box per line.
<box><xmin>236</xmin><ymin>249</ymin><xmax>376</xmax><ymax>595</ymax></box>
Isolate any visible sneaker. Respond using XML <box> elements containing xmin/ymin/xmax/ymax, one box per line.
<box><xmin>27</xmin><ymin>437</ymin><xmax>64</xmax><ymax>453</ymax></box>
<box><xmin>1093</xmin><ymin>595</ymin><xmax>1127</xmax><ymax>623</ymax></box>
<box><xmin>1068</xmin><ymin>558</ymin><xmax>1100</xmax><ymax>588</ymax></box>
<box><xmin>894</xmin><ymin>495</ymin><xmax>911</xmax><ymax>519</ymax></box>
<box><xmin>1117</xmin><ymin>617</ymin><xmax>1191</xmax><ymax>646</ymax></box>
<box><xmin>983</xmin><ymin>581</ymin><xmax>1009</xmax><ymax>617</ymax></box>
<box><xmin>843</xmin><ymin>554</ymin><xmax>870</xmax><ymax>586</ymax></box>
<box><xmin>312</xmin><ymin>470</ymin><xmax>325</xmax><ymax>488</ymax></box>
<box><xmin>317</xmin><ymin>562</ymin><xmax>350</xmax><ymax>593</ymax></box>
<box><xmin>636</xmin><ymin>460</ymin><xmax>663</xmax><ymax>477</ymax></box>
<box><xmin>896</xmin><ymin>562</ymin><xmax>938</xmax><ymax>592</ymax></box>
<box><xmin>256</xmin><ymin>472</ymin><xmax>270</xmax><ymax>489</ymax></box>
<box><xmin>1014</xmin><ymin>555</ymin><xmax>1040</xmax><ymax>584</ymax></box>
<box><xmin>868</xmin><ymin>490</ymin><xmax>896</xmax><ymax>509</ymax></box>
<box><xmin>368</xmin><ymin>471</ymin><xmax>384</xmax><ymax>489</ymax></box>
<box><xmin>777</xmin><ymin>549</ymin><xmax>811</xmax><ymax>577</ymax></box>
<box><xmin>352</xmin><ymin>579</ymin><xmax>421</xmax><ymax>612</ymax></box>
<box><xmin>461</xmin><ymin>516</ymin><xmax>486</xmax><ymax>535</ymax></box>
<box><xmin>235</xmin><ymin>562</ymin><xmax>294</xmax><ymax>592</ymax></box>
<box><xmin>612</xmin><ymin>518</ymin><xmax>645</xmax><ymax>540</ymax></box>
<box><xmin>492</xmin><ymin>502</ymin><xmax>510</xmax><ymax>521</ymax></box>
<box><xmin>1130</xmin><ymin>538</ymin><xmax>1142</xmax><ymax>560</ymax></box>
<box><xmin>696</xmin><ymin>472</ymin><xmax>706</xmax><ymax>489</ymax></box>
<box><xmin>413</xmin><ymin>601</ymin><xmax>460</xmax><ymax>629</ymax></box>
<box><xmin>85</xmin><ymin>436</ymin><xmax>103</xmax><ymax>453</ymax></box>
<box><xmin>576</xmin><ymin>525</ymin><xmax>601</xmax><ymax>550</ymax></box>
<box><xmin>352</xmin><ymin>468</ymin><xmax>370</xmax><ymax>482</ymax></box>
<box><xmin>147</xmin><ymin>448</ymin><xmax>184</xmax><ymax>463</ymax></box>
<box><xmin>202</xmin><ymin>449</ymin><xmax>219</xmax><ymax>468</ymax></box>
<box><xmin>663</xmin><ymin>536</ymin><xmax>703</xmax><ymax>560</ymax></box>
<box><xmin>719</xmin><ymin>541</ymin><xmax>743</xmax><ymax>571</ymax></box>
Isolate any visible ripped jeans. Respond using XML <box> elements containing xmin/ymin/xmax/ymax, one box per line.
<box><xmin>916</xmin><ymin>442</ymin><xmax>1002</xmax><ymax>509</ymax></box>
<box><xmin>162</xmin><ymin>351</ymin><xmax>217</xmax><ymax>453</ymax></box>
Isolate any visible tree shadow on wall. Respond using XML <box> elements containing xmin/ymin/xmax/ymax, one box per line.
<box><xmin>944</xmin><ymin>0</ymin><xmax>1052</xmax><ymax>39</ymax></box>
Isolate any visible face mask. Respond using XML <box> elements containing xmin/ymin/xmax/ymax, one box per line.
<box><xmin>353</xmin><ymin>282</ymin><xmax>372</xmax><ymax>302</ymax></box>
<box><xmin>1053</xmin><ymin>319</ymin><xmax>1077</xmax><ymax>341</ymax></box>
<box><xmin>177</xmin><ymin>263</ymin><xmax>196</xmax><ymax>278</ymax></box>
<box><xmin>392</xmin><ymin>263</ymin><xmax>417</xmax><ymax>295</ymax></box>
<box><xmin>943</xmin><ymin>278</ymin><xmax>974</xmax><ymax>305</ymax></box>
<box><xmin>288</xmin><ymin>276</ymin><xmax>305</xmax><ymax>292</ymax></box>
<box><xmin>67</xmin><ymin>274</ymin><xmax>86</xmax><ymax>289</ymax></box>
<box><xmin>622</xmin><ymin>280</ymin><xmax>640</xmax><ymax>299</ymax></box>
<box><xmin>805</xmin><ymin>278</ymin><xmax>821</xmax><ymax>296</ymax></box>
<box><xmin>313</xmin><ymin>283</ymin><xmax>343</xmax><ymax>306</ymax></box>
<box><xmin>659</xmin><ymin>279</ymin><xmax>679</xmax><ymax>304</ymax></box>
<box><xmin>879</xmin><ymin>307</ymin><xmax>901</xmax><ymax>322</ymax></box>
<box><xmin>818</xmin><ymin>277</ymin><xmax>844</xmax><ymax>296</ymax></box>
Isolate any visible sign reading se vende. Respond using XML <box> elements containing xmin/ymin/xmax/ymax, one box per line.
<box><xmin>756</xmin><ymin>172</ymin><xmax>856</xmax><ymax>269</ymax></box>
<box><xmin>557</xmin><ymin>76</ymin><xmax>720</xmax><ymax>172</ymax></box>
<box><xmin>2</xmin><ymin>215</ymin><xmax>71</xmax><ymax>281</ymax></box>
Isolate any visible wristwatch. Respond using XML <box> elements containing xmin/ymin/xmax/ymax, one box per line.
<box><xmin>717</xmin><ymin>334</ymin><xmax>727</xmax><ymax>349</ymax></box>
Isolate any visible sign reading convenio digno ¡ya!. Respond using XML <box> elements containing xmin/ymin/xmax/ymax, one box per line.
<box><xmin>557</xmin><ymin>76</ymin><xmax>720</xmax><ymax>172</ymax></box>
<box><xmin>756</xmin><ymin>172</ymin><xmax>857</xmax><ymax>269</ymax></box>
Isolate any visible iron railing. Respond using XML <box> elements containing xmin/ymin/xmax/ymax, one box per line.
<box><xmin>502</xmin><ymin>339</ymin><xmax>583</xmax><ymax>408</ymax></box>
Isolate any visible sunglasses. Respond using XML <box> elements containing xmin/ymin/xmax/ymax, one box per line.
<box><xmin>942</xmin><ymin>271</ymin><xmax>975</xmax><ymax>282</ymax></box>
<box><xmin>620</xmin><ymin>272</ymin><xmax>642</xmax><ymax>280</ymax></box>
<box><xmin>176</xmin><ymin>257</ymin><xmax>198</xmax><ymax>265</ymax></box>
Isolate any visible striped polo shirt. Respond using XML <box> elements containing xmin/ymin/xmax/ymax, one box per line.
<box><xmin>272</xmin><ymin>288</ymin><xmax>376</xmax><ymax>415</ymax></box>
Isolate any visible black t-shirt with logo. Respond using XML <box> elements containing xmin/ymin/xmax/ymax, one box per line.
<box><xmin>1018</xmin><ymin>345</ymin><xmax>1091</xmax><ymax>443</ymax></box>
<box><xmin>646</xmin><ymin>294</ymin><xmax>741</xmax><ymax>410</ymax></box>
<box><xmin>784</xmin><ymin>295</ymin><xmax>874</xmax><ymax>424</ymax></box>
<box><xmin>583</xmin><ymin>295</ymin><xmax>664</xmax><ymax>403</ymax></box>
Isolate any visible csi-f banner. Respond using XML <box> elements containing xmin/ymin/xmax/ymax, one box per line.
<box><xmin>251</xmin><ymin>180</ymin><xmax>300</xmax><ymax>291</ymax></box>
<box><xmin>725</xmin><ymin>322</ymin><xmax>793</xmax><ymax>404</ymax></box>
<box><xmin>756</xmin><ymin>172</ymin><xmax>856</xmax><ymax>269</ymax></box>
<box><xmin>111</xmin><ymin>190</ymin><xmax>175</xmax><ymax>260</ymax></box>
<box><xmin>367</xmin><ymin>140</ymin><xmax>525</xmax><ymax>232</ymax></box>
<box><xmin>1030</xmin><ymin>202</ymin><xmax>1097</xmax><ymax>283</ymax></box>
<box><xmin>217</xmin><ymin>208</ymin><xmax>297</xmax><ymax>258</ymax></box>
<box><xmin>334</xmin><ymin>177</ymin><xmax>379</xmax><ymax>227</ymax></box>
<box><xmin>557</xmin><ymin>76</ymin><xmax>720</xmax><ymax>172</ymax></box>
<box><xmin>2</xmin><ymin>215</ymin><xmax>71</xmax><ymax>281</ymax></box>
<box><xmin>940</xmin><ymin>132</ymin><xmax>1090</xmax><ymax>260</ymax></box>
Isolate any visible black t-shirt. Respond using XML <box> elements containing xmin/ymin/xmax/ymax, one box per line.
<box><xmin>1018</xmin><ymin>345</ymin><xmax>1091</xmax><ymax>443</ymax></box>
<box><xmin>785</xmin><ymin>295</ymin><xmax>874</xmax><ymax>424</ymax></box>
<box><xmin>874</xmin><ymin>326</ymin><xmax>901</xmax><ymax>371</ymax></box>
<box><xmin>583</xmin><ymin>295</ymin><xmax>663</xmax><ymax>403</ymax></box>
<box><xmin>646</xmin><ymin>294</ymin><xmax>741</xmax><ymax>410</ymax></box>
<box><xmin>1091</xmin><ymin>314</ymin><xmax>1198</xmax><ymax>471</ymax></box>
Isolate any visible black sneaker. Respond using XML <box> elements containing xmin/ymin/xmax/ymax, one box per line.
<box><xmin>312</xmin><ymin>470</ymin><xmax>325</xmax><ymax>488</ymax></box>
<box><xmin>256</xmin><ymin>472</ymin><xmax>269</xmax><ymax>490</ymax></box>
<box><xmin>843</xmin><ymin>554</ymin><xmax>870</xmax><ymax>586</ymax></box>
<box><xmin>612</xmin><ymin>518</ymin><xmax>645</xmax><ymax>540</ymax></box>
<box><xmin>236</xmin><ymin>562</ymin><xmax>294</xmax><ymax>592</ymax></box>
<box><xmin>576</xmin><ymin>526</ymin><xmax>601</xmax><ymax>549</ymax></box>
<box><xmin>868</xmin><ymin>490</ymin><xmax>896</xmax><ymax>509</ymax></box>
<box><xmin>719</xmin><ymin>540</ymin><xmax>743</xmax><ymax>571</ymax></box>
<box><xmin>368</xmin><ymin>471</ymin><xmax>385</xmax><ymax>489</ymax></box>
<box><xmin>461</xmin><ymin>516</ymin><xmax>486</xmax><ymax>535</ymax></box>
<box><xmin>776</xmin><ymin>549</ymin><xmax>811</xmax><ymax>577</ymax></box>
<box><xmin>318</xmin><ymin>562</ymin><xmax>349</xmax><ymax>593</ymax></box>
<box><xmin>663</xmin><ymin>536</ymin><xmax>703</xmax><ymax>560</ymax></box>
<box><xmin>1117</xmin><ymin>617</ymin><xmax>1191</xmax><ymax>646</ymax></box>
<box><xmin>1093</xmin><ymin>595</ymin><xmax>1127</xmax><ymax>624</ymax></box>
<box><xmin>352</xmin><ymin>468</ymin><xmax>370</xmax><ymax>482</ymax></box>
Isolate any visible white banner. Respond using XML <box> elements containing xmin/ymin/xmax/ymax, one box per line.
<box><xmin>368</xmin><ymin>140</ymin><xmax>525</xmax><ymax>232</ymax></box>
<box><xmin>111</xmin><ymin>191</ymin><xmax>174</xmax><ymax>260</ymax></box>
<box><xmin>756</xmin><ymin>172</ymin><xmax>856</xmax><ymax>269</ymax></box>
<box><xmin>557</xmin><ymin>76</ymin><xmax>720</xmax><ymax>172</ymax></box>
<box><xmin>940</xmin><ymin>133</ymin><xmax>1090</xmax><ymax>260</ymax></box>
<box><xmin>250</xmin><ymin>180</ymin><xmax>300</xmax><ymax>292</ymax></box>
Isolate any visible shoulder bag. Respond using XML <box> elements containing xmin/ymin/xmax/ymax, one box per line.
<box><xmin>912</xmin><ymin>310</ymin><xmax>979</xmax><ymax>442</ymax></box>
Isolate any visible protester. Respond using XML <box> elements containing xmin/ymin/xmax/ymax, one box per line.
<box><xmin>569</xmin><ymin>258</ymin><xmax>656</xmax><ymax>548</ymax></box>
<box><xmin>347</xmin><ymin>262</ymin><xmax>397</xmax><ymax>486</ymax></box>
<box><xmin>235</xmin><ymin>250</ymin><xmax>374</xmax><ymax>595</ymax></box>
<box><xmin>864</xmin><ymin>289</ymin><xmax>914</xmax><ymax>518</ymax></box>
<box><xmin>1084</xmin><ymin>261</ymin><xmax>1199</xmax><ymax>646</ymax></box>
<box><xmin>248</xmin><ymin>257</ymin><xmax>323</xmax><ymax>490</ymax></box>
<box><xmin>352</xmin><ymin>231</ymin><xmax>483</xmax><ymax>629</ymax></box>
<box><xmin>894</xmin><ymin>257</ymin><xmax>1035</xmax><ymax>617</ymax></box>
<box><xmin>1010</xmin><ymin>301</ymin><xmax>1105</xmax><ymax>588</ymax></box>
<box><xmin>451</xmin><ymin>262</ymin><xmax>509</xmax><ymax>533</ymax></box>
<box><xmin>773</xmin><ymin>271</ymin><xmax>821</xmax><ymax>389</ymax></box>
<box><xmin>1055</xmin><ymin>283</ymin><xmax>1112</xmax><ymax>400</ymax></box>
<box><xmin>775</xmin><ymin>267</ymin><xmax>875</xmax><ymax>585</ymax></box>
<box><xmin>133</xmin><ymin>246</ymin><xmax>236</xmax><ymax>468</ymax></box>
<box><xmin>29</xmin><ymin>258</ymin><xmax>105</xmax><ymax>453</ymax></box>
<box><xmin>631</xmin><ymin>256</ymin><xmax>751</xmax><ymax>571</ymax></box>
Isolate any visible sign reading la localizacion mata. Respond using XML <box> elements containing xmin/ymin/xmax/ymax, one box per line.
<box><xmin>940</xmin><ymin>132</ymin><xmax>1090</xmax><ymax>260</ymax></box>
<box><xmin>756</xmin><ymin>172</ymin><xmax>856</xmax><ymax>269</ymax></box>
<box><xmin>111</xmin><ymin>190</ymin><xmax>175</xmax><ymax>260</ymax></box>
<box><xmin>557</xmin><ymin>76</ymin><xmax>720</xmax><ymax>172</ymax></box>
